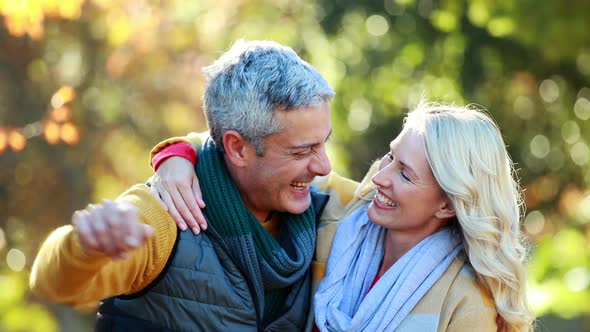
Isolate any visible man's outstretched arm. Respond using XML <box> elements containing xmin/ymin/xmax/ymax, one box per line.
<box><xmin>29</xmin><ymin>185</ymin><xmax>177</xmax><ymax>309</ymax></box>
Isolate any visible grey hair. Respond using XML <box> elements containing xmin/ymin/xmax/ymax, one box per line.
<box><xmin>202</xmin><ymin>40</ymin><xmax>335</xmax><ymax>155</ymax></box>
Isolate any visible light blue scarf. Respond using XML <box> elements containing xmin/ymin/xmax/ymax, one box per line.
<box><xmin>314</xmin><ymin>204</ymin><xmax>463</xmax><ymax>332</ymax></box>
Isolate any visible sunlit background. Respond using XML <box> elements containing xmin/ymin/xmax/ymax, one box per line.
<box><xmin>1</xmin><ymin>0</ymin><xmax>589</xmax><ymax>331</ymax></box>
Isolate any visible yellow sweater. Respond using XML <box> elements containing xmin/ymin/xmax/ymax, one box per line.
<box><xmin>30</xmin><ymin>185</ymin><xmax>178</xmax><ymax>309</ymax></box>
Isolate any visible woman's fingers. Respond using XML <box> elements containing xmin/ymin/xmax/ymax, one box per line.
<box><xmin>153</xmin><ymin>156</ymin><xmax>207</xmax><ymax>235</ymax></box>
<box><xmin>158</xmin><ymin>187</ymin><xmax>188</xmax><ymax>232</ymax></box>
<box><xmin>168</xmin><ymin>183</ymin><xmax>200</xmax><ymax>234</ymax></box>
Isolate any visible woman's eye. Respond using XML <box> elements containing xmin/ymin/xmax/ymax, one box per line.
<box><xmin>400</xmin><ymin>170</ymin><xmax>412</xmax><ymax>182</ymax></box>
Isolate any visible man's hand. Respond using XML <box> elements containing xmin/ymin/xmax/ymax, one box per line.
<box><xmin>72</xmin><ymin>199</ymin><xmax>154</xmax><ymax>260</ymax></box>
<box><xmin>149</xmin><ymin>156</ymin><xmax>207</xmax><ymax>235</ymax></box>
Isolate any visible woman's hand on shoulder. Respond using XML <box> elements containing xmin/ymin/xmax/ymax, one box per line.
<box><xmin>149</xmin><ymin>156</ymin><xmax>207</xmax><ymax>234</ymax></box>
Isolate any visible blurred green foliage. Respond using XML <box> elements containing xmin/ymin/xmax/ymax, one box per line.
<box><xmin>0</xmin><ymin>0</ymin><xmax>589</xmax><ymax>331</ymax></box>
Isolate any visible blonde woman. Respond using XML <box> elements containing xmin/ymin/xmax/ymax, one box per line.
<box><xmin>147</xmin><ymin>102</ymin><xmax>534</xmax><ymax>331</ymax></box>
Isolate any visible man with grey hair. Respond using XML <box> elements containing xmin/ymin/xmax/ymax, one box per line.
<box><xmin>30</xmin><ymin>40</ymin><xmax>336</xmax><ymax>331</ymax></box>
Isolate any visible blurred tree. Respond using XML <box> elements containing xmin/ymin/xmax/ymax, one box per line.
<box><xmin>0</xmin><ymin>0</ymin><xmax>589</xmax><ymax>330</ymax></box>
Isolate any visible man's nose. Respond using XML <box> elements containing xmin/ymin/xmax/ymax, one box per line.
<box><xmin>309</xmin><ymin>146</ymin><xmax>331</xmax><ymax>176</ymax></box>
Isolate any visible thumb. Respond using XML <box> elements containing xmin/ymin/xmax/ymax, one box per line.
<box><xmin>142</xmin><ymin>224</ymin><xmax>155</xmax><ymax>238</ymax></box>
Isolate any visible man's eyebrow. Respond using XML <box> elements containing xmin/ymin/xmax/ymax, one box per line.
<box><xmin>289</xmin><ymin>128</ymin><xmax>333</xmax><ymax>149</ymax></box>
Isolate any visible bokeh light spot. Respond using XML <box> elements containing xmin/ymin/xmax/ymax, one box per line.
<box><xmin>467</xmin><ymin>1</ymin><xmax>489</xmax><ymax>27</ymax></box>
<box><xmin>487</xmin><ymin>17</ymin><xmax>514</xmax><ymax>37</ymax></box>
<box><xmin>563</xmin><ymin>267</ymin><xmax>590</xmax><ymax>292</ymax></box>
<box><xmin>527</xmin><ymin>283</ymin><xmax>552</xmax><ymax>314</ymax></box>
<box><xmin>23</xmin><ymin>122</ymin><xmax>42</xmax><ymax>138</ymax></box>
<box><xmin>51</xmin><ymin>86</ymin><xmax>76</xmax><ymax>109</ymax></box>
<box><xmin>60</xmin><ymin>122</ymin><xmax>80</xmax><ymax>145</ymax></box>
<box><xmin>43</xmin><ymin>121</ymin><xmax>60</xmax><ymax>144</ymax></box>
<box><xmin>539</xmin><ymin>79</ymin><xmax>559</xmax><ymax>103</ymax></box>
<box><xmin>430</xmin><ymin>10</ymin><xmax>457</xmax><ymax>32</ymax></box>
<box><xmin>562</xmin><ymin>121</ymin><xmax>580</xmax><ymax>144</ymax></box>
<box><xmin>401</xmin><ymin>43</ymin><xmax>424</xmax><ymax>67</ymax></box>
<box><xmin>524</xmin><ymin>210</ymin><xmax>545</xmax><ymax>235</ymax></box>
<box><xmin>574</xmin><ymin>97</ymin><xmax>590</xmax><ymax>120</ymax></box>
<box><xmin>6</xmin><ymin>248</ymin><xmax>26</xmax><ymax>272</ymax></box>
<box><xmin>530</xmin><ymin>135</ymin><xmax>550</xmax><ymax>159</ymax></box>
<box><xmin>108</xmin><ymin>15</ymin><xmax>131</xmax><ymax>46</ymax></box>
<box><xmin>570</xmin><ymin>141</ymin><xmax>590</xmax><ymax>166</ymax></box>
<box><xmin>366</xmin><ymin>15</ymin><xmax>389</xmax><ymax>37</ymax></box>
<box><xmin>348</xmin><ymin>98</ymin><xmax>373</xmax><ymax>132</ymax></box>
<box><xmin>8</xmin><ymin>130</ymin><xmax>26</xmax><ymax>152</ymax></box>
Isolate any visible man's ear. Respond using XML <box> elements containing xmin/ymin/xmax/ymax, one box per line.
<box><xmin>435</xmin><ymin>199</ymin><xmax>456</xmax><ymax>219</ymax></box>
<box><xmin>222</xmin><ymin>130</ymin><xmax>255</xmax><ymax>167</ymax></box>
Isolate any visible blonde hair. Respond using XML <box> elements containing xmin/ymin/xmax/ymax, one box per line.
<box><xmin>404</xmin><ymin>102</ymin><xmax>534</xmax><ymax>331</ymax></box>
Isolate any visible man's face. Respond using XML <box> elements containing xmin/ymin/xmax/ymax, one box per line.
<box><xmin>239</xmin><ymin>101</ymin><xmax>332</xmax><ymax>221</ymax></box>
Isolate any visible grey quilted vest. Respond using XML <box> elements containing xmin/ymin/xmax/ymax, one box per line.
<box><xmin>95</xmin><ymin>190</ymin><xmax>329</xmax><ymax>332</ymax></box>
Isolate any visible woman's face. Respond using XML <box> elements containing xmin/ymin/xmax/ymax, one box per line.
<box><xmin>367</xmin><ymin>128</ymin><xmax>452</xmax><ymax>237</ymax></box>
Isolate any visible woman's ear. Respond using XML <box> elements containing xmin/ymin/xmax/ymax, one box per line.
<box><xmin>435</xmin><ymin>199</ymin><xmax>456</xmax><ymax>219</ymax></box>
<box><xmin>222</xmin><ymin>130</ymin><xmax>255</xmax><ymax>167</ymax></box>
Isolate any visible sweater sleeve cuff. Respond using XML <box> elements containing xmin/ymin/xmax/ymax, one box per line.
<box><xmin>152</xmin><ymin>142</ymin><xmax>197</xmax><ymax>171</ymax></box>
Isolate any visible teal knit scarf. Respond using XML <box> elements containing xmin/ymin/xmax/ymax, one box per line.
<box><xmin>196</xmin><ymin>138</ymin><xmax>316</xmax><ymax>324</ymax></box>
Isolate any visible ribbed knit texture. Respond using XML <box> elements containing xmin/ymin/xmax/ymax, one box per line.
<box><xmin>29</xmin><ymin>185</ymin><xmax>179</xmax><ymax>309</ymax></box>
<box><xmin>196</xmin><ymin>138</ymin><xmax>316</xmax><ymax>324</ymax></box>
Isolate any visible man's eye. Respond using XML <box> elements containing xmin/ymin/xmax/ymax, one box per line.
<box><xmin>294</xmin><ymin>151</ymin><xmax>311</xmax><ymax>157</ymax></box>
